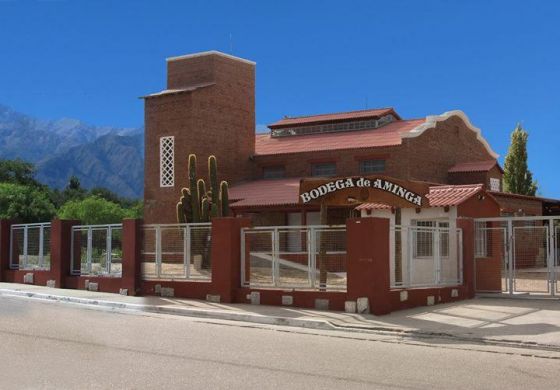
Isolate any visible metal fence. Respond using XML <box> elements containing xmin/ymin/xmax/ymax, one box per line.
<box><xmin>391</xmin><ymin>225</ymin><xmax>463</xmax><ymax>288</ymax></box>
<box><xmin>71</xmin><ymin>224</ymin><xmax>123</xmax><ymax>277</ymax></box>
<box><xmin>474</xmin><ymin>216</ymin><xmax>560</xmax><ymax>297</ymax></box>
<box><xmin>10</xmin><ymin>223</ymin><xmax>51</xmax><ymax>270</ymax></box>
<box><xmin>141</xmin><ymin>223</ymin><xmax>212</xmax><ymax>280</ymax></box>
<box><xmin>241</xmin><ymin>225</ymin><xmax>347</xmax><ymax>290</ymax></box>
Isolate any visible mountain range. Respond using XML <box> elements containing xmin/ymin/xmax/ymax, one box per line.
<box><xmin>0</xmin><ymin>104</ymin><xmax>144</xmax><ymax>198</ymax></box>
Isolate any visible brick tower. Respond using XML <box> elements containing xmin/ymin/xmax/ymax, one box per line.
<box><xmin>142</xmin><ymin>51</ymin><xmax>256</xmax><ymax>224</ymax></box>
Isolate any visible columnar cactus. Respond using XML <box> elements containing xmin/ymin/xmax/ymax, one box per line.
<box><xmin>176</xmin><ymin>154</ymin><xmax>231</xmax><ymax>224</ymax></box>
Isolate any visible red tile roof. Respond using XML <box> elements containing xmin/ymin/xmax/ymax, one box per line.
<box><xmin>229</xmin><ymin>178</ymin><xmax>302</xmax><ymax>208</ymax></box>
<box><xmin>255</xmin><ymin>119</ymin><xmax>425</xmax><ymax>156</ymax></box>
<box><xmin>448</xmin><ymin>160</ymin><xmax>502</xmax><ymax>173</ymax></box>
<box><xmin>426</xmin><ymin>184</ymin><xmax>484</xmax><ymax>207</ymax></box>
<box><xmin>230</xmin><ymin>179</ymin><xmax>485</xmax><ymax>209</ymax></box>
<box><xmin>268</xmin><ymin>108</ymin><xmax>399</xmax><ymax>128</ymax></box>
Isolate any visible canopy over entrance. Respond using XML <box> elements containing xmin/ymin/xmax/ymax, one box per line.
<box><xmin>299</xmin><ymin>176</ymin><xmax>431</xmax><ymax>208</ymax></box>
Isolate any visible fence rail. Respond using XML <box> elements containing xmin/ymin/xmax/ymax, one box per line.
<box><xmin>71</xmin><ymin>224</ymin><xmax>123</xmax><ymax>277</ymax></box>
<box><xmin>241</xmin><ymin>225</ymin><xmax>347</xmax><ymax>291</ymax></box>
<box><xmin>391</xmin><ymin>225</ymin><xmax>463</xmax><ymax>288</ymax></box>
<box><xmin>141</xmin><ymin>223</ymin><xmax>212</xmax><ymax>281</ymax></box>
<box><xmin>10</xmin><ymin>223</ymin><xmax>51</xmax><ymax>271</ymax></box>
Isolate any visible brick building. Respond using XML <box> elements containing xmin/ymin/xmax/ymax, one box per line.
<box><xmin>142</xmin><ymin>50</ymin><xmax>559</xmax><ymax>226</ymax></box>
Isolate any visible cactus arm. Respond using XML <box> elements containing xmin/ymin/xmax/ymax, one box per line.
<box><xmin>176</xmin><ymin>202</ymin><xmax>185</xmax><ymax>223</ymax></box>
<box><xmin>208</xmin><ymin>155</ymin><xmax>220</xmax><ymax>216</ymax></box>
<box><xmin>188</xmin><ymin>154</ymin><xmax>200</xmax><ymax>222</ymax></box>
<box><xmin>220</xmin><ymin>181</ymin><xmax>230</xmax><ymax>217</ymax></box>
<box><xmin>201</xmin><ymin>197</ymin><xmax>210</xmax><ymax>222</ymax></box>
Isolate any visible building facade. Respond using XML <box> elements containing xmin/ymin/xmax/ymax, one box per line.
<box><xmin>142</xmin><ymin>50</ymin><xmax>558</xmax><ymax>227</ymax></box>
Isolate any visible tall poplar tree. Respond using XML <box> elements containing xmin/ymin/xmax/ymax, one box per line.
<box><xmin>503</xmin><ymin>124</ymin><xmax>537</xmax><ymax>196</ymax></box>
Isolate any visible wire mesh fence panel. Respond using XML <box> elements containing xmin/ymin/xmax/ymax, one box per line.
<box><xmin>242</xmin><ymin>230</ymin><xmax>274</xmax><ymax>287</ymax></box>
<box><xmin>556</xmin><ymin>225</ymin><xmax>560</xmax><ymax>295</ymax></box>
<box><xmin>409</xmin><ymin>227</ymin><xmax>437</xmax><ymax>286</ymax></box>
<box><xmin>90</xmin><ymin>229</ymin><xmax>108</xmax><ymax>275</ymax></box>
<box><xmin>110</xmin><ymin>227</ymin><xmax>123</xmax><ymax>276</ymax></box>
<box><xmin>71</xmin><ymin>225</ymin><xmax>122</xmax><ymax>277</ymax></box>
<box><xmin>42</xmin><ymin>226</ymin><xmax>51</xmax><ymax>270</ymax></box>
<box><xmin>160</xmin><ymin>226</ymin><xmax>187</xmax><ymax>279</ymax></box>
<box><xmin>241</xmin><ymin>226</ymin><xmax>347</xmax><ymax>291</ymax></box>
<box><xmin>513</xmin><ymin>226</ymin><xmax>550</xmax><ymax>294</ymax></box>
<box><xmin>277</xmin><ymin>229</ymin><xmax>311</xmax><ymax>288</ymax></box>
<box><xmin>10</xmin><ymin>227</ymin><xmax>25</xmax><ymax>269</ymax></box>
<box><xmin>474</xmin><ymin>226</ymin><xmax>508</xmax><ymax>293</ymax></box>
<box><xmin>439</xmin><ymin>228</ymin><xmax>462</xmax><ymax>285</ymax></box>
<box><xmin>141</xmin><ymin>223</ymin><xmax>212</xmax><ymax>280</ymax></box>
<box><xmin>141</xmin><ymin>227</ymin><xmax>158</xmax><ymax>279</ymax></box>
<box><xmin>390</xmin><ymin>226</ymin><xmax>404</xmax><ymax>288</ymax></box>
<box><xmin>25</xmin><ymin>227</ymin><xmax>41</xmax><ymax>269</ymax></box>
<box><xmin>10</xmin><ymin>223</ymin><xmax>51</xmax><ymax>270</ymax></box>
<box><xmin>313</xmin><ymin>228</ymin><xmax>347</xmax><ymax>290</ymax></box>
<box><xmin>188</xmin><ymin>225</ymin><xmax>212</xmax><ymax>280</ymax></box>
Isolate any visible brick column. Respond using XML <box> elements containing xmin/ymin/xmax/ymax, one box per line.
<box><xmin>457</xmin><ymin>218</ymin><xmax>475</xmax><ymax>299</ymax></box>
<box><xmin>121</xmin><ymin>218</ymin><xmax>143</xmax><ymax>296</ymax></box>
<box><xmin>346</xmin><ymin>217</ymin><xmax>392</xmax><ymax>315</ymax></box>
<box><xmin>0</xmin><ymin>219</ymin><xmax>14</xmax><ymax>281</ymax></box>
<box><xmin>210</xmin><ymin>217</ymin><xmax>251</xmax><ymax>303</ymax></box>
<box><xmin>50</xmin><ymin>219</ymin><xmax>79</xmax><ymax>288</ymax></box>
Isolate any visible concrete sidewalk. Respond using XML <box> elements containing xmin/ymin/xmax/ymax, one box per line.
<box><xmin>1</xmin><ymin>282</ymin><xmax>559</xmax><ymax>351</ymax></box>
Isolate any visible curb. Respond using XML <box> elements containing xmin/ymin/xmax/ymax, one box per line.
<box><xmin>0</xmin><ymin>288</ymin><xmax>334</xmax><ymax>331</ymax></box>
<box><xmin>2</xmin><ymin>288</ymin><xmax>560</xmax><ymax>354</ymax></box>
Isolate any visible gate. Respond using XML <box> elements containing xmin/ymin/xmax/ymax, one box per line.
<box><xmin>71</xmin><ymin>224</ymin><xmax>123</xmax><ymax>277</ymax></box>
<box><xmin>241</xmin><ymin>225</ymin><xmax>347</xmax><ymax>290</ymax></box>
<box><xmin>10</xmin><ymin>222</ymin><xmax>51</xmax><ymax>270</ymax></box>
<box><xmin>475</xmin><ymin>217</ymin><xmax>559</xmax><ymax>297</ymax></box>
<box><xmin>141</xmin><ymin>223</ymin><xmax>212</xmax><ymax>280</ymax></box>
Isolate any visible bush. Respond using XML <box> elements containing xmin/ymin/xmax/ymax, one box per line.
<box><xmin>58</xmin><ymin>196</ymin><xmax>138</xmax><ymax>225</ymax></box>
<box><xmin>0</xmin><ymin>183</ymin><xmax>56</xmax><ymax>223</ymax></box>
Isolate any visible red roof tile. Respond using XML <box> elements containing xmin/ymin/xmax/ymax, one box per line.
<box><xmin>229</xmin><ymin>178</ymin><xmax>302</xmax><ymax>208</ymax></box>
<box><xmin>230</xmin><ymin>179</ymin><xmax>485</xmax><ymax>209</ymax></box>
<box><xmin>426</xmin><ymin>184</ymin><xmax>484</xmax><ymax>207</ymax></box>
<box><xmin>448</xmin><ymin>160</ymin><xmax>502</xmax><ymax>173</ymax></box>
<box><xmin>268</xmin><ymin>108</ymin><xmax>399</xmax><ymax>128</ymax></box>
<box><xmin>255</xmin><ymin>119</ymin><xmax>425</xmax><ymax>156</ymax></box>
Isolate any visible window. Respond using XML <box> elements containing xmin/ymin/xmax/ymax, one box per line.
<box><xmin>159</xmin><ymin>136</ymin><xmax>175</xmax><ymax>187</ymax></box>
<box><xmin>359</xmin><ymin>159</ymin><xmax>385</xmax><ymax>174</ymax></box>
<box><xmin>489</xmin><ymin>177</ymin><xmax>501</xmax><ymax>192</ymax></box>
<box><xmin>263</xmin><ymin>166</ymin><xmax>285</xmax><ymax>179</ymax></box>
<box><xmin>413</xmin><ymin>220</ymin><xmax>449</xmax><ymax>257</ymax></box>
<box><xmin>311</xmin><ymin>162</ymin><xmax>336</xmax><ymax>177</ymax></box>
<box><xmin>475</xmin><ymin>221</ymin><xmax>488</xmax><ymax>258</ymax></box>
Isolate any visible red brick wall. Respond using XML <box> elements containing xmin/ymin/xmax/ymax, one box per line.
<box><xmin>144</xmin><ymin>53</ymin><xmax>255</xmax><ymax>224</ymax></box>
<box><xmin>491</xmin><ymin>194</ymin><xmax>543</xmax><ymax>216</ymax></box>
<box><xmin>253</xmin><ymin>116</ymin><xmax>496</xmax><ymax>184</ymax></box>
<box><xmin>448</xmin><ymin>165</ymin><xmax>503</xmax><ymax>189</ymax></box>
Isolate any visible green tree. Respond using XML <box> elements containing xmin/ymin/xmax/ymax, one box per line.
<box><xmin>57</xmin><ymin>195</ymin><xmax>139</xmax><ymax>225</ymax></box>
<box><xmin>0</xmin><ymin>159</ymin><xmax>42</xmax><ymax>188</ymax></box>
<box><xmin>60</xmin><ymin>175</ymin><xmax>87</xmax><ymax>203</ymax></box>
<box><xmin>0</xmin><ymin>183</ymin><xmax>56</xmax><ymax>223</ymax></box>
<box><xmin>503</xmin><ymin>124</ymin><xmax>537</xmax><ymax>196</ymax></box>
<box><xmin>58</xmin><ymin>196</ymin><xmax>120</xmax><ymax>225</ymax></box>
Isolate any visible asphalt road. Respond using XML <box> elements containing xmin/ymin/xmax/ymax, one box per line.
<box><xmin>0</xmin><ymin>296</ymin><xmax>558</xmax><ymax>389</ymax></box>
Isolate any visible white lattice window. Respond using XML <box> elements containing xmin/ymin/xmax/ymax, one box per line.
<box><xmin>489</xmin><ymin>177</ymin><xmax>501</xmax><ymax>192</ymax></box>
<box><xmin>159</xmin><ymin>136</ymin><xmax>175</xmax><ymax>187</ymax></box>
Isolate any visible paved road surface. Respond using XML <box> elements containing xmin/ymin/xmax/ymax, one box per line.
<box><xmin>0</xmin><ymin>296</ymin><xmax>557</xmax><ymax>389</ymax></box>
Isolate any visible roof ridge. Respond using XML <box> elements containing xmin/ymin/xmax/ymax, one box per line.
<box><xmin>279</xmin><ymin>107</ymin><xmax>395</xmax><ymax>121</ymax></box>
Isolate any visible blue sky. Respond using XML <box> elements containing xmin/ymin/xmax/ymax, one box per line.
<box><xmin>1</xmin><ymin>0</ymin><xmax>559</xmax><ymax>197</ymax></box>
